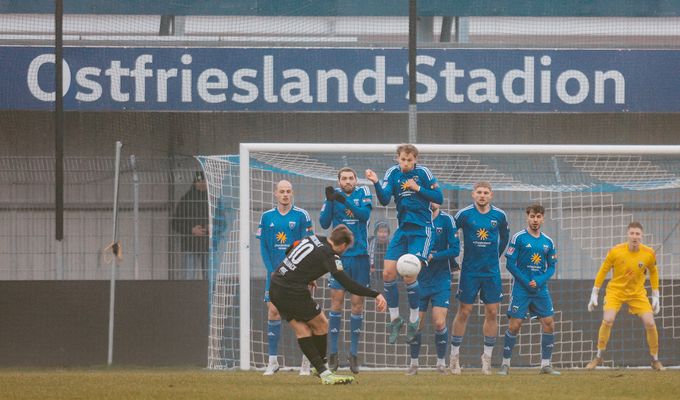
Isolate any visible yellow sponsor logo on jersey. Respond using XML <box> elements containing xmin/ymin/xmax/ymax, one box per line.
<box><xmin>400</xmin><ymin>181</ymin><xmax>410</xmax><ymax>191</ymax></box>
<box><xmin>275</xmin><ymin>232</ymin><xmax>287</xmax><ymax>244</ymax></box>
<box><xmin>477</xmin><ymin>228</ymin><xmax>489</xmax><ymax>240</ymax></box>
<box><xmin>345</xmin><ymin>208</ymin><xmax>354</xmax><ymax>218</ymax></box>
<box><xmin>531</xmin><ymin>253</ymin><xmax>542</xmax><ymax>264</ymax></box>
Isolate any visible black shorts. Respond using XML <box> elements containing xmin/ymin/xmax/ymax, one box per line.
<box><xmin>269</xmin><ymin>281</ymin><xmax>321</xmax><ymax>322</ymax></box>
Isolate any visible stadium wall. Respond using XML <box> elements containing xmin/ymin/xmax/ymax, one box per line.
<box><xmin>0</xmin><ymin>280</ymin><xmax>208</xmax><ymax>366</ymax></box>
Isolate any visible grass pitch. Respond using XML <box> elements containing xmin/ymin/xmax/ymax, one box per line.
<box><xmin>0</xmin><ymin>367</ymin><xmax>678</xmax><ymax>400</ymax></box>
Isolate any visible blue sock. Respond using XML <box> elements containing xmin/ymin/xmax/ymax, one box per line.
<box><xmin>328</xmin><ymin>311</ymin><xmax>342</xmax><ymax>354</ymax></box>
<box><xmin>409</xmin><ymin>332</ymin><xmax>422</xmax><ymax>359</ymax></box>
<box><xmin>268</xmin><ymin>320</ymin><xmax>281</xmax><ymax>356</ymax></box>
<box><xmin>350</xmin><ymin>313</ymin><xmax>363</xmax><ymax>356</ymax></box>
<box><xmin>406</xmin><ymin>281</ymin><xmax>420</xmax><ymax>311</ymax></box>
<box><xmin>435</xmin><ymin>327</ymin><xmax>448</xmax><ymax>359</ymax></box>
<box><xmin>484</xmin><ymin>335</ymin><xmax>497</xmax><ymax>347</ymax></box>
<box><xmin>541</xmin><ymin>333</ymin><xmax>555</xmax><ymax>362</ymax></box>
<box><xmin>503</xmin><ymin>330</ymin><xmax>517</xmax><ymax>360</ymax></box>
<box><xmin>384</xmin><ymin>279</ymin><xmax>399</xmax><ymax>308</ymax></box>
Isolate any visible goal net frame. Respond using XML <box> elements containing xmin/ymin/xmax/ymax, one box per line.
<box><xmin>227</xmin><ymin>143</ymin><xmax>680</xmax><ymax>371</ymax></box>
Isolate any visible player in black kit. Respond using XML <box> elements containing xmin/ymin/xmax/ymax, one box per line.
<box><xmin>270</xmin><ymin>224</ymin><xmax>387</xmax><ymax>385</ymax></box>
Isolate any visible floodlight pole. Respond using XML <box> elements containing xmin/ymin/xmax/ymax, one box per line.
<box><xmin>408</xmin><ymin>0</ymin><xmax>417</xmax><ymax>143</ymax></box>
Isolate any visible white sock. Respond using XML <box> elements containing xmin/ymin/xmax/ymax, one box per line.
<box><xmin>437</xmin><ymin>358</ymin><xmax>446</xmax><ymax>366</ymax></box>
<box><xmin>451</xmin><ymin>345</ymin><xmax>460</xmax><ymax>357</ymax></box>
<box><xmin>483</xmin><ymin>345</ymin><xmax>494</xmax><ymax>358</ymax></box>
<box><xmin>541</xmin><ymin>359</ymin><xmax>550</xmax><ymax>368</ymax></box>
<box><xmin>269</xmin><ymin>355</ymin><xmax>278</xmax><ymax>364</ymax></box>
<box><xmin>409</xmin><ymin>308</ymin><xmax>419</xmax><ymax>323</ymax></box>
<box><xmin>596</xmin><ymin>349</ymin><xmax>603</xmax><ymax>358</ymax></box>
<box><xmin>410</xmin><ymin>358</ymin><xmax>419</xmax><ymax>366</ymax></box>
<box><xmin>652</xmin><ymin>354</ymin><xmax>659</xmax><ymax>361</ymax></box>
<box><xmin>502</xmin><ymin>357</ymin><xmax>511</xmax><ymax>367</ymax></box>
<box><xmin>389</xmin><ymin>308</ymin><xmax>400</xmax><ymax>321</ymax></box>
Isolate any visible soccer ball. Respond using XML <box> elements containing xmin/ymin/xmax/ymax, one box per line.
<box><xmin>396</xmin><ymin>253</ymin><xmax>421</xmax><ymax>277</ymax></box>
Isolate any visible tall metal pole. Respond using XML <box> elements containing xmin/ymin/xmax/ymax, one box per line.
<box><xmin>108</xmin><ymin>141</ymin><xmax>123</xmax><ymax>365</ymax></box>
<box><xmin>131</xmin><ymin>155</ymin><xmax>140</xmax><ymax>280</ymax></box>
<box><xmin>55</xmin><ymin>0</ymin><xmax>64</xmax><ymax>279</ymax></box>
<box><xmin>408</xmin><ymin>0</ymin><xmax>417</xmax><ymax>143</ymax></box>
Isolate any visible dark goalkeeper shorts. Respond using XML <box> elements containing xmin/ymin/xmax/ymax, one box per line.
<box><xmin>269</xmin><ymin>281</ymin><xmax>322</xmax><ymax>322</ymax></box>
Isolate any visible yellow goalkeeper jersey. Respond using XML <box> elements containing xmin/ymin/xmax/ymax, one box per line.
<box><xmin>594</xmin><ymin>243</ymin><xmax>659</xmax><ymax>297</ymax></box>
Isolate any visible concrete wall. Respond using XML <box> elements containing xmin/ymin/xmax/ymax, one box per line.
<box><xmin>0</xmin><ymin>280</ymin><xmax>208</xmax><ymax>366</ymax></box>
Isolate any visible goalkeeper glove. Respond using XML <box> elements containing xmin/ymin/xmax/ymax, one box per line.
<box><xmin>587</xmin><ymin>287</ymin><xmax>599</xmax><ymax>312</ymax></box>
<box><xmin>325</xmin><ymin>186</ymin><xmax>335</xmax><ymax>202</ymax></box>
<box><xmin>332</xmin><ymin>192</ymin><xmax>346</xmax><ymax>204</ymax></box>
<box><xmin>652</xmin><ymin>290</ymin><xmax>660</xmax><ymax>315</ymax></box>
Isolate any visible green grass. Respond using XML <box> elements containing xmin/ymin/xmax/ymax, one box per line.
<box><xmin>0</xmin><ymin>368</ymin><xmax>678</xmax><ymax>400</ymax></box>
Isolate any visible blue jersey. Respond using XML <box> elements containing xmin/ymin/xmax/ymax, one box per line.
<box><xmin>419</xmin><ymin>211</ymin><xmax>460</xmax><ymax>286</ymax></box>
<box><xmin>454</xmin><ymin>204</ymin><xmax>510</xmax><ymax>276</ymax></box>
<box><xmin>319</xmin><ymin>185</ymin><xmax>372</xmax><ymax>257</ymax></box>
<box><xmin>505</xmin><ymin>230</ymin><xmax>557</xmax><ymax>293</ymax></box>
<box><xmin>257</xmin><ymin>206</ymin><xmax>313</xmax><ymax>273</ymax></box>
<box><xmin>373</xmin><ymin>164</ymin><xmax>443</xmax><ymax>228</ymax></box>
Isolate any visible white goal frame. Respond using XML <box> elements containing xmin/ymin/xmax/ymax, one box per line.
<box><xmin>237</xmin><ymin>143</ymin><xmax>680</xmax><ymax>370</ymax></box>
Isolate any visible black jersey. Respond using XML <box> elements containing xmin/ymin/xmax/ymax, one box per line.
<box><xmin>271</xmin><ymin>235</ymin><xmax>379</xmax><ymax>298</ymax></box>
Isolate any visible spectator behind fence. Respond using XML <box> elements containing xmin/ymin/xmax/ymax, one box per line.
<box><xmin>368</xmin><ymin>220</ymin><xmax>391</xmax><ymax>290</ymax></box>
<box><xmin>172</xmin><ymin>171</ymin><xmax>209</xmax><ymax>280</ymax></box>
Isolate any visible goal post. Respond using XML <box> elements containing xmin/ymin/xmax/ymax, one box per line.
<box><xmin>203</xmin><ymin>143</ymin><xmax>680</xmax><ymax>371</ymax></box>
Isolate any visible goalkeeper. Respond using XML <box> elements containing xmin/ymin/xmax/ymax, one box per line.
<box><xmin>586</xmin><ymin>222</ymin><xmax>664</xmax><ymax>371</ymax></box>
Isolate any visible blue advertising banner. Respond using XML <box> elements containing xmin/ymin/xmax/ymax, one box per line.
<box><xmin>1</xmin><ymin>47</ymin><xmax>679</xmax><ymax>112</ymax></box>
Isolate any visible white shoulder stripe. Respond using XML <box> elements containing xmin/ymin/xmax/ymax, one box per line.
<box><xmin>510</xmin><ymin>229</ymin><xmax>526</xmax><ymax>244</ymax></box>
<box><xmin>360</xmin><ymin>185</ymin><xmax>371</xmax><ymax>196</ymax></box>
<box><xmin>491</xmin><ymin>205</ymin><xmax>508</xmax><ymax>218</ymax></box>
<box><xmin>441</xmin><ymin>212</ymin><xmax>456</xmax><ymax>228</ymax></box>
<box><xmin>454</xmin><ymin>204</ymin><xmax>474</xmax><ymax>219</ymax></box>
<box><xmin>543</xmin><ymin>232</ymin><xmax>555</xmax><ymax>247</ymax></box>
<box><xmin>415</xmin><ymin>165</ymin><xmax>434</xmax><ymax>180</ymax></box>
<box><xmin>383</xmin><ymin>165</ymin><xmax>399</xmax><ymax>181</ymax></box>
<box><xmin>293</xmin><ymin>206</ymin><xmax>312</xmax><ymax>221</ymax></box>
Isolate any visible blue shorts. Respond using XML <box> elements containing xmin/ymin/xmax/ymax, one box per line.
<box><xmin>385</xmin><ymin>224</ymin><xmax>433</xmax><ymax>263</ymax></box>
<box><xmin>456</xmin><ymin>272</ymin><xmax>503</xmax><ymax>305</ymax></box>
<box><xmin>418</xmin><ymin>284</ymin><xmax>451</xmax><ymax>311</ymax></box>
<box><xmin>507</xmin><ymin>287</ymin><xmax>554</xmax><ymax>319</ymax></box>
<box><xmin>328</xmin><ymin>255</ymin><xmax>370</xmax><ymax>290</ymax></box>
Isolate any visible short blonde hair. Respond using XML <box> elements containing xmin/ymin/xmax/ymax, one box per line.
<box><xmin>473</xmin><ymin>181</ymin><xmax>492</xmax><ymax>191</ymax></box>
<box><xmin>396</xmin><ymin>143</ymin><xmax>419</xmax><ymax>158</ymax></box>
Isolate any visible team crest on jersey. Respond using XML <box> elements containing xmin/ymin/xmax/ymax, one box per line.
<box><xmin>638</xmin><ymin>261</ymin><xmax>644</xmax><ymax>269</ymax></box>
<box><xmin>491</xmin><ymin>220</ymin><xmax>497</xmax><ymax>227</ymax></box>
<box><xmin>289</xmin><ymin>221</ymin><xmax>296</xmax><ymax>229</ymax></box>
<box><xmin>436</xmin><ymin>227</ymin><xmax>443</xmax><ymax>234</ymax></box>
<box><xmin>353</xmin><ymin>199</ymin><xmax>360</xmax><ymax>206</ymax></box>
<box><xmin>335</xmin><ymin>259</ymin><xmax>344</xmax><ymax>271</ymax></box>
<box><xmin>543</xmin><ymin>244</ymin><xmax>549</xmax><ymax>252</ymax></box>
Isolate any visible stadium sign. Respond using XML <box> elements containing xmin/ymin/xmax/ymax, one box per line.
<box><xmin>2</xmin><ymin>47</ymin><xmax>679</xmax><ymax>112</ymax></box>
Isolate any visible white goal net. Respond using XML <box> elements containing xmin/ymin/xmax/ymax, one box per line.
<box><xmin>201</xmin><ymin>144</ymin><xmax>680</xmax><ymax>371</ymax></box>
